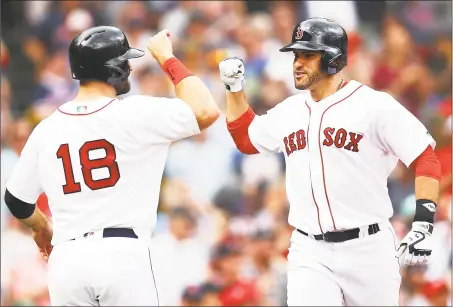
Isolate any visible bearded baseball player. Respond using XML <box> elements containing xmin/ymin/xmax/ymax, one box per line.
<box><xmin>4</xmin><ymin>26</ymin><xmax>219</xmax><ymax>306</ymax></box>
<box><xmin>219</xmin><ymin>18</ymin><xmax>441</xmax><ymax>306</ymax></box>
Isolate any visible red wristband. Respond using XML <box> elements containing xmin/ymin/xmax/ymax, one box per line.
<box><xmin>161</xmin><ymin>57</ymin><xmax>194</xmax><ymax>86</ymax></box>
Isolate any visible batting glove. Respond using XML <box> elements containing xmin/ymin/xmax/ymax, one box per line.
<box><xmin>396</xmin><ymin>221</ymin><xmax>433</xmax><ymax>267</ymax></box>
<box><xmin>219</xmin><ymin>57</ymin><xmax>245</xmax><ymax>92</ymax></box>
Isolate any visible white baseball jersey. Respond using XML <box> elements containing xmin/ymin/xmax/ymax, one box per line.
<box><xmin>6</xmin><ymin>95</ymin><xmax>200</xmax><ymax>246</ymax></box>
<box><xmin>248</xmin><ymin>80</ymin><xmax>436</xmax><ymax>234</ymax></box>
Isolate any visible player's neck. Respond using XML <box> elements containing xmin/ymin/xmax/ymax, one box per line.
<box><xmin>310</xmin><ymin>75</ymin><xmax>344</xmax><ymax>102</ymax></box>
<box><xmin>75</xmin><ymin>82</ymin><xmax>117</xmax><ymax>102</ymax></box>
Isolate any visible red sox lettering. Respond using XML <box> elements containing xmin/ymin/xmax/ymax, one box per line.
<box><xmin>283</xmin><ymin>130</ymin><xmax>307</xmax><ymax>156</ymax></box>
<box><xmin>221</xmin><ymin>16</ymin><xmax>441</xmax><ymax>306</ymax></box>
<box><xmin>284</xmin><ymin>127</ymin><xmax>363</xmax><ymax>156</ymax></box>
<box><xmin>323</xmin><ymin>127</ymin><xmax>363</xmax><ymax>152</ymax></box>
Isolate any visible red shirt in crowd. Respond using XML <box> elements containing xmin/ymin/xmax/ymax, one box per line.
<box><xmin>218</xmin><ymin>279</ymin><xmax>260</xmax><ymax>306</ymax></box>
<box><xmin>372</xmin><ymin>63</ymin><xmax>422</xmax><ymax>118</ymax></box>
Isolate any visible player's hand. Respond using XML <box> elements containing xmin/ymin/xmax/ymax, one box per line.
<box><xmin>147</xmin><ymin>29</ymin><xmax>174</xmax><ymax>65</ymax></box>
<box><xmin>32</xmin><ymin>223</ymin><xmax>53</xmax><ymax>262</ymax></box>
<box><xmin>219</xmin><ymin>57</ymin><xmax>245</xmax><ymax>92</ymax></box>
<box><xmin>396</xmin><ymin>221</ymin><xmax>433</xmax><ymax>267</ymax></box>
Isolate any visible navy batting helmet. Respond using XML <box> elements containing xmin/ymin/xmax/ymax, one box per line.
<box><xmin>280</xmin><ymin>18</ymin><xmax>348</xmax><ymax>75</ymax></box>
<box><xmin>69</xmin><ymin>26</ymin><xmax>144</xmax><ymax>83</ymax></box>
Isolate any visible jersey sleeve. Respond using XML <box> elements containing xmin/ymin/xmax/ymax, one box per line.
<box><xmin>375</xmin><ymin>92</ymin><xmax>436</xmax><ymax>167</ymax></box>
<box><xmin>6</xmin><ymin>126</ymin><xmax>43</xmax><ymax>204</ymax></box>
<box><xmin>248</xmin><ymin>107</ymin><xmax>282</xmax><ymax>153</ymax></box>
<box><xmin>130</xmin><ymin>96</ymin><xmax>201</xmax><ymax>143</ymax></box>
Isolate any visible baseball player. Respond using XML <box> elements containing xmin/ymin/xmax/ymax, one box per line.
<box><xmin>4</xmin><ymin>26</ymin><xmax>219</xmax><ymax>306</ymax></box>
<box><xmin>219</xmin><ymin>18</ymin><xmax>441</xmax><ymax>306</ymax></box>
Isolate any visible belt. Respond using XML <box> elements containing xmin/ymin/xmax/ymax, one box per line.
<box><xmin>296</xmin><ymin>223</ymin><xmax>380</xmax><ymax>243</ymax></box>
<box><xmin>70</xmin><ymin>228</ymin><xmax>138</xmax><ymax>241</ymax></box>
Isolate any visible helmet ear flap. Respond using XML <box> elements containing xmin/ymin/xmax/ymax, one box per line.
<box><xmin>106</xmin><ymin>65</ymin><xmax>126</xmax><ymax>79</ymax></box>
<box><xmin>322</xmin><ymin>49</ymin><xmax>346</xmax><ymax>75</ymax></box>
<box><xmin>105</xmin><ymin>60</ymin><xmax>131</xmax><ymax>80</ymax></box>
<box><xmin>329</xmin><ymin>54</ymin><xmax>342</xmax><ymax>68</ymax></box>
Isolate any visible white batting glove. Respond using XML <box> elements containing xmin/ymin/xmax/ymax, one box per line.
<box><xmin>396</xmin><ymin>221</ymin><xmax>433</xmax><ymax>267</ymax></box>
<box><xmin>218</xmin><ymin>57</ymin><xmax>245</xmax><ymax>92</ymax></box>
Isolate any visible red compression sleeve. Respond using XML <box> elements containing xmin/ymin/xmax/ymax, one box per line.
<box><xmin>410</xmin><ymin>146</ymin><xmax>441</xmax><ymax>181</ymax></box>
<box><xmin>227</xmin><ymin>107</ymin><xmax>259</xmax><ymax>154</ymax></box>
<box><xmin>161</xmin><ymin>57</ymin><xmax>194</xmax><ymax>86</ymax></box>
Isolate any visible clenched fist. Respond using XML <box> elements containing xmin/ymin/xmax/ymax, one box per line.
<box><xmin>147</xmin><ymin>29</ymin><xmax>174</xmax><ymax>65</ymax></box>
<box><xmin>396</xmin><ymin>221</ymin><xmax>433</xmax><ymax>267</ymax></box>
<box><xmin>218</xmin><ymin>57</ymin><xmax>245</xmax><ymax>92</ymax></box>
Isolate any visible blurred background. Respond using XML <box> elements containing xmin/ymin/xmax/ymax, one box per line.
<box><xmin>0</xmin><ymin>1</ymin><xmax>451</xmax><ymax>306</ymax></box>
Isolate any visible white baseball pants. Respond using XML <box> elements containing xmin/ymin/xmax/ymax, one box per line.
<box><xmin>48</xmin><ymin>231</ymin><xmax>159</xmax><ymax>306</ymax></box>
<box><xmin>287</xmin><ymin>222</ymin><xmax>401</xmax><ymax>306</ymax></box>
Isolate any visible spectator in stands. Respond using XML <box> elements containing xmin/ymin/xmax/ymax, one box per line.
<box><xmin>372</xmin><ymin>17</ymin><xmax>433</xmax><ymax>118</ymax></box>
<box><xmin>31</xmin><ymin>47</ymin><xmax>78</xmax><ymax>121</ymax></box>
<box><xmin>165</xmin><ymin>128</ymin><xmax>237</xmax><ymax>207</ymax></box>
<box><xmin>159</xmin><ymin>1</ymin><xmax>199</xmax><ymax>44</ymax></box>
<box><xmin>198</xmin><ymin>282</ymin><xmax>222</xmax><ymax>306</ymax></box>
<box><xmin>152</xmin><ymin>207</ymin><xmax>210</xmax><ymax>306</ymax></box>
<box><xmin>254</xmin><ymin>181</ymin><xmax>288</xmax><ymax>234</ymax></box>
<box><xmin>209</xmin><ymin>242</ymin><xmax>260</xmax><ymax>306</ymax></box>
<box><xmin>181</xmin><ymin>282</ymin><xmax>222</xmax><ymax>306</ymax></box>
<box><xmin>242</xmin><ymin>229</ymin><xmax>287</xmax><ymax>305</ymax></box>
<box><xmin>177</xmin><ymin>12</ymin><xmax>211</xmax><ymax>72</ymax></box>
<box><xmin>388</xmin><ymin>1</ymin><xmax>452</xmax><ymax>46</ymax></box>
<box><xmin>23</xmin><ymin>1</ymin><xmax>84</xmax><ymax>69</ymax></box>
<box><xmin>427</xmin><ymin>35</ymin><xmax>452</xmax><ymax>103</ymax></box>
<box><xmin>181</xmin><ymin>285</ymin><xmax>203</xmax><ymax>307</ymax></box>
<box><xmin>135</xmin><ymin>66</ymin><xmax>170</xmax><ymax>97</ymax></box>
<box><xmin>117</xmin><ymin>2</ymin><xmax>155</xmax><ymax>75</ymax></box>
<box><xmin>302</xmin><ymin>0</ymin><xmax>359</xmax><ymax>32</ymax></box>
<box><xmin>341</xmin><ymin>31</ymin><xmax>375</xmax><ymax>86</ymax></box>
<box><xmin>233</xmin><ymin>14</ymin><xmax>270</xmax><ymax>99</ymax></box>
<box><xmin>263</xmin><ymin>2</ymin><xmax>299</xmax><ymax>94</ymax></box>
<box><xmin>64</xmin><ymin>8</ymin><xmax>94</xmax><ymax>43</ymax></box>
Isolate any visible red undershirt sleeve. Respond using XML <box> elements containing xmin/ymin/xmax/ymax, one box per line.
<box><xmin>409</xmin><ymin>145</ymin><xmax>441</xmax><ymax>181</ymax></box>
<box><xmin>226</xmin><ymin>107</ymin><xmax>259</xmax><ymax>154</ymax></box>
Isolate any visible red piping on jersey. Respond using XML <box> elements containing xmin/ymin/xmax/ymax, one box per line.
<box><xmin>304</xmin><ymin>102</ymin><xmax>324</xmax><ymax>234</ymax></box>
<box><xmin>57</xmin><ymin>99</ymin><xmax>117</xmax><ymax>116</ymax></box>
<box><xmin>318</xmin><ymin>84</ymin><xmax>364</xmax><ymax>230</ymax></box>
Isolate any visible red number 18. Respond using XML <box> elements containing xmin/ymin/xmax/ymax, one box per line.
<box><xmin>56</xmin><ymin>139</ymin><xmax>120</xmax><ymax>194</ymax></box>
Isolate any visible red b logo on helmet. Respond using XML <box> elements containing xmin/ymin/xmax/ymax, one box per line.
<box><xmin>295</xmin><ymin>26</ymin><xmax>303</xmax><ymax>39</ymax></box>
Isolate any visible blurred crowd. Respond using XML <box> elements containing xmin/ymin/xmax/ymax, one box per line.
<box><xmin>1</xmin><ymin>1</ymin><xmax>451</xmax><ymax>306</ymax></box>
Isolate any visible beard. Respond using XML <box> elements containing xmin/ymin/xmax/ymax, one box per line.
<box><xmin>114</xmin><ymin>79</ymin><xmax>131</xmax><ymax>95</ymax></box>
<box><xmin>294</xmin><ymin>69</ymin><xmax>325</xmax><ymax>90</ymax></box>
<box><xmin>107</xmin><ymin>77</ymin><xmax>131</xmax><ymax>96</ymax></box>
<box><xmin>107</xmin><ymin>61</ymin><xmax>132</xmax><ymax>96</ymax></box>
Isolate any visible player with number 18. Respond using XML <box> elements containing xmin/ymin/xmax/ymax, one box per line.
<box><xmin>4</xmin><ymin>26</ymin><xmax>219</xmax><ymax>306</ymax></box>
